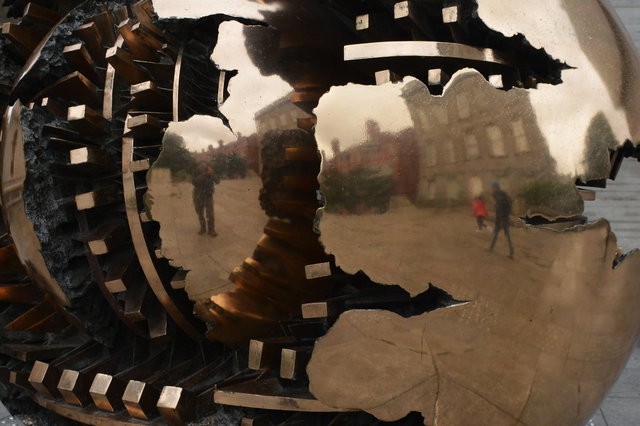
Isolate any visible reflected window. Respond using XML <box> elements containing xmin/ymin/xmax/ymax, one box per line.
<box><xmin>427</xmin><ymin>180</ymin><xmax>437</xmax><ymax>200</ymax></box>
<box><xmin>487</xmin><ymin>126</ymin><xmax>506</xmax><ymax>157</ymax></box>
<box><xmin>456</xmin><ymin>94</ymin><xmax>470</xmax><ymax>119</ymax></box>
<box><xmin>464</xmin><ymin>134</ymin><xmax>479</xmax><ymax>160</ymax></box>
<box><xmin>468</xmin><ymin>176</ymin><xmax>483</xmax><ymax>197</ymax></box>
<box><xmin>444</xmin><ymin>140</ymin><xmax>455</xmax><ymax>163</ymax></box>
<box><xmin>512</xmin><ymin>120</ymin><xmax>530</xmax><ymax>153</ymax></box>
<box><xmin>418</xmin><ymin>110</ymin><xmax>429</xmax><ymax>130</ymax></box>
<box><xmin>425</xmin><ymin>143</ymin><xmax>437</xmax><ymax>167</ymax></box>
<box><xmin>446</xmin><ymin>180</ymin><xmax>460</xmax><ymax>200</ymax></box>
<box><xmin>435</xmin><ymin>109</ymin><xmax>448</xmax><ymax>125</ymax></box>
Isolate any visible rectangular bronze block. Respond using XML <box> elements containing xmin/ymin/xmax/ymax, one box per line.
<box><xmin>74</xmin><ymin>22</ymin><xmax>105</xmax><ymax>65</ymax></box>
<box><xmin>130</xmin><ymin>81</ymin><xmax>171</xmax><ymax>111</ymax></box>
<box><xmin>4</xmin><ymin>302</ymin><xmax>60</xmax><ymax>332</ymax></box>
<box><xmin>130</xmin><ymin>159</ymin><xmax>151</xmax><ymax>172</ymax></box>
<box><xmin>248</xmin><ymin>337</ymin><xmax>297</xmax><ymax>371</ymax></box>
<box><xmin>104</xmin><ymin>254</ymin><xmax>138</xmax><ymax>293</ymax></box>
<box><xmin>75</xmin><ymin>187</ymin><xmax>117</xmax><ymax>210</ymax></box>
<box><xmin>170</xmin><ymin>269</ymin><xmax>187</xmax><ymax>290</ymax></box>
<box><xmin>131</xmin><ymin>22</ymin><xmax>166</xmax><ymax>52</ymax></box>
<box><xmin>40</xmin><ymin>97</ymin><xmax>67</xmax><ymax>120</ymax></box>
<box><xmin>147</xmin><ymin>304</ymin><xmax>169</xmax><ymax>344</ymax></box>
<box><xmin>57</xmin><ymin>369</ymin><xmax>92</xmax><ymax>406</ymax></box>
<box><xmin>280</xmin><ymin>347</ymin><xmax>312</xmax><ymax>381</ymax></box>
<box><xmin>23</xmin><ymin>3</ymin><xmax>63</xmax><ymax>27</ymax></box>
<box><xmin>304</xmin><ymin>263</ymin><xmax>332</xmax><ymax>280</ymax></box>
<box><xmin>241</xmin><ymin>417</ymin><xmax>270</xmax><ymax>426</ymax></box>
<box><xmin>1</xmin><ymin>22</ymin><xmax>44</xmax><ymax>54</ymax></box>
<box><xmin>132</xmin><ymin>0</ymin><xmax>165</xmax><ymax>40</ymax></box>
<box><xmin>106</xmin><ymin>46</ymin><xmax>152</xmax><ymax>85</ymax></box>
<box><xmin>9</xmin><ymin>370</ymin><xmax>34</xmax><ymax>392</ymax></box>
<box><xmin>91</xmin><ymin>11</ymin><xmax>116</xmax><ymax>46</ymax></box>
<box><xmin>375</xmin><ymin>70</ymin><xmax>402</xmax><ymax>86</ymax></box>
<box><xmin>63</xmin><ymin>43</ymin><xmax>104</xmax><ymax>86</ymax></box>
<box><xmin>427</xmin><ymin>68</ymin><xmax>451</xmax><ymax>88</ymax></box>
<box><xmin>37</xmin><ymin>72</ymin><xmax>99</xmax><ymax>107</ymax></box>
<box><xmin>89</xmin><ymin>373</ymin><xmax>126</xmax><ymax>412</ymax></box>
<box><xmin>157</xmin><ymin>386</ymin><xmax>195</xmax><ymax>425</ymax></box>
<box><xmin>301</xmin><ymin>301</ymin><xmax>342</xmax><ymax>319</ymax></box>
<box><xmin>28</xmin><ymin>361</ymin><xmax>61</xmax><ymax>400</ymax></box>
<box><xmin>87</xmin><ymin>223</ymin><xmax>125</xmax><ymax>256</ymax></box>
<box><xmin>123</xmin><ymin>278</ymin><xmax>148</xmax><ymax>322</ymax></box>
<box><xmin>442</xmin><ymin>5</ymin><xmax>460</xmax><ymax>24</ymax></box>
<box><xmin>125</xmin><ymin>114</ymin><xmax>162</xmax><ymax>138</ymax></box>
<box><xmin>489</xmin><ymin>74</ymin><xmax>504</xmax><ymax>89</ymax></box>
<box><xmin>122</xmin><ymin>380</ymin><xmax>160</xmax><ymax>420</ymax></box>
<box><xmin>117</xmin><ymin>19</ymin><xmax>157</xmax><ymax>62</ymax></box>
<box><xmin>69</xmin><ymin>147</ymin><xmax>110</xmax><ymax>168</ymax></box>
<box><xmin>355</xmin><ymin>14</ymin><xmax>371</xmax><ymax>31</ymax></box>
<box><xmin>67</xmin><ymin>104</ymin><xmax>108</xmax><ymax>136</ymax></box>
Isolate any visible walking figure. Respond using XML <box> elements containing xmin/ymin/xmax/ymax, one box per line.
<box><xmin>472</xmin><ymin>195</ymin><xmax>488</xmax><ymax>230</ymax></box>
<box><xmin>192</xmin><ymin>162</ymin><xmax>219</xmax><ymax>237</ymax></box>
<box><xmin>488</xmin><ymin>182</ymin><xmax>514</xmax><ymax>258</ymax></box>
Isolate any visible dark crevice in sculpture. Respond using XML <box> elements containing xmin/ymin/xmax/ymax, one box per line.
<box><xmin>20</xmin><ymin>107</ymin><xmax>121</xmax><ymax>346</ymax></box>
<box><xmin>613</xmin><ymin>249</ymin><xmax>639</xmax><ymax>269</ymax></box>
<box><xmin>326</xmin><ymin>268</ymin><xmax>463</xmax><ymax>319</ymax></box>
<box><xmin>521</xmin><ymin>215</ymin><xmax>586</xmax><ymax>228</ymax></box>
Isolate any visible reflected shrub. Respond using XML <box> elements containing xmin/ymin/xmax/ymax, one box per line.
<box><xmin>321</xmin><ymin>166</ymin><xmax>395</xmax><ymax>214</ymax></box>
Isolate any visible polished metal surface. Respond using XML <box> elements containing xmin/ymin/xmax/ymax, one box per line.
<box><xmin>147</xmin><ymin>118</ymin><xmax>265</xmax><ymax>303</ymax></box>
<box><xmin>148</xmin><ymin>1</ymin><xmax>640</xmax><ymax>424</ymax></box>
<box><xmin>305</xmin><ymin>1</ymin><xmax>640</xmax><ymax>424</ymax></box>
<box><xmin>344</xmin><ymin>41</ymin><xmax>510</xmax><ymax>65</ymax></box>
<box><xmin>1</xmin><ymin>0</ymin><xmax>639</xmax><ymax>424</ymax></box>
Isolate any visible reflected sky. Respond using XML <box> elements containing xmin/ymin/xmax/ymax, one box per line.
<box><xmin>153</xmin><ymin>0</ymin><xmax>278</xmax><ymax>20</ymax></box>
<box><xmin>315</xmin><ymin>81</ymin><xmax>413</xmax><ymax>158</ymax></box>
<box><xmin>166</xmin><ymin>115</ymin><xmax>236</xmax><ymax>152</ymax></box>
<box><xmin>212</xmin><ymin>21</ymin><xmax>292</xmax><ymax>136</ymax></box>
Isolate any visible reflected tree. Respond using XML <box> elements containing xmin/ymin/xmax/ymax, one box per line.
<box><xmin>321</xmin><ymin>166</ymin><xmax>394</xmax><ymax>214</ymax></box>
<box><xmin>154</xmin><ymin>132</ymin><xmax>197</xmax><ymax>179</ymax></box>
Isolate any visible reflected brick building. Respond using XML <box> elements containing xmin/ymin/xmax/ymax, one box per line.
<box><xmin>402</xmin><ymin>73</ymin><xmax>556</xmax><ymax>208</ymax></box>
<box><xmin>324</xmin><ymin>121</ymin><xmax>419</xmax><ymax>200</ymax></box>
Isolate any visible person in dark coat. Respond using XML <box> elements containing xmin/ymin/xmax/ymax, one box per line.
<box><xmin>192</xmin><ymin>162</ymin><xmax>219</xmax><ymax>236</ymax></box>
<box><xmin>488</xmin><ymin>182</ymin><xmax>514</xmax><ymax>258</ymax></box>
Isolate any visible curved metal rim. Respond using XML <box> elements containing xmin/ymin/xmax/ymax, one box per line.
<box><xmin>344</xmin><ymin>41</ymin><xmax>511</xmax><ymax>66</ymax></box>
<box><xmin>122</xmin><ymin>136</ymin><xmax>204</xmax><ymax>341</ymax></box>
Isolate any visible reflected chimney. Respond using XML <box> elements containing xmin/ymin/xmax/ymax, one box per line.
<box><xmin>331</xmin><ymin>138</ymin><xmax>341</xmax><ymax>156</ymax></box>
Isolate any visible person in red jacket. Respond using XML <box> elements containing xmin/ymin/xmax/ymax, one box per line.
<box><xmin>472</xmin><ymin>195</ymin><xmax>488</xmax><ymax>230</ymax></box>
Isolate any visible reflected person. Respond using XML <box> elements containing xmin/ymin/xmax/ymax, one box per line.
<box><xmin>488</xmin><ymin>182</ymin><xmax>514</xmax><ymax>258</ymax></box>
<box><xmin>192</xmin><ymin>162</ymin><xmax>220</xmax><ymax>237</ymax></box>
<box><xmin>472</xmin><ymin>195</ymin><xmax>488</xmax><ymax>230</ymax></box>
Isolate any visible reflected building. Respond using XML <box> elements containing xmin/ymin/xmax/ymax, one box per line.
<box><xmin>254</xmin><ymin>92</ymin><xmax>313</xmax><ymax>134</ymax></box>
<box><xmin>196</xmin><ymin>133</ymin><xmax>261</xmax><ymax>176</ymax></box>
<box><xmin>323</xmin><ymin>121</ymin><xmax>419</xmax><ymax>204</ymax></box>
<box><xmin>402</xmin><ymin>74</ymin><xmax>560</xmax><ymax>214</ymax></box>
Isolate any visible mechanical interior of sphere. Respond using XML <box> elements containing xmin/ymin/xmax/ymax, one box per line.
<box><xmin>0</xmin><ymin>0</ymin><xmax>639</xmax><ymax>425</ymax></box>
